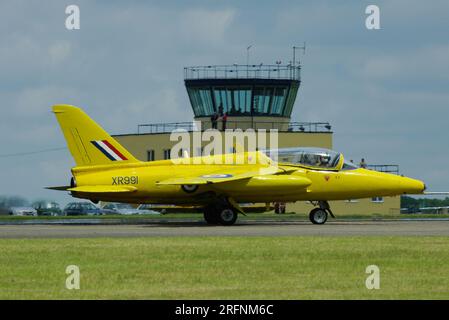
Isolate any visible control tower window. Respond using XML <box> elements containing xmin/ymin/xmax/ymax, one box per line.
<box><xmin>253</xmin><ymin>87</ymin><xmax>273</xmax><ymax>115</ymax></box>
<box><xmin>185</xmin><ymin>66</ymin><xmax>300</xmax><ymax>118</ymax></box>
<box><xmin>213</xmin><ymin>87</ymin><xmax>251</xmax><ymax>115</ymax></box>
<box><xmin>283</xmin><ymin>82</ymin><xmax>299</xmax><ymax>116</ymax></box>
<box><xmin>271</xmin><ymin>87</ymin><xmax>287</xmax><ymax>115</ymax></box>
<box><xmin>187</xmin><ymin>87</ymin><xmax>214</xmax><ymax>116</ymax></box>
<box><xmin>237</xmin><ymin>88</ymin><xmax>252</xmax><ymax>114</ymax></box>
<box><xmin>213</xmin><ymin>87</ymin><xmax>230</xmax><ymax>113</ymax></box>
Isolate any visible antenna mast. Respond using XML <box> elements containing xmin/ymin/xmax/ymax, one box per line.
<box><xmin>292</xmin><ymin>42</ymin><xmax>306</xmax><ymax>68</ymax></box>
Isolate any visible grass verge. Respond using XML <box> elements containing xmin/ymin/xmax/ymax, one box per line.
<box><xmin>1</xmin><ymin>236</ymin><xmax>449</xmax><ymax>299</ymax></box>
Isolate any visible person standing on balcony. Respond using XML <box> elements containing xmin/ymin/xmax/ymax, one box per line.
<box><xmin>211</xmin><ymin>111</ymin><xmax>218</xmax><ymax>129</ymax></box>
<box><xmin>221</xmin><ymin>112</ymin><xmax>228</xmax><ymax>131</ymax></box>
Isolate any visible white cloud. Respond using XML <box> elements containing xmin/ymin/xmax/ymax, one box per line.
<box><xmin>360</xmin><ymin>45</ymin><xmax>449</xmax><ymax>82</ymax></box>
<box><xmin>14</xmin><ymin>85</ymin><xmax>80</xmax><ymax>117</ymax></box>
<box><xmin>178</xmin><ymin>8</ymin><xmax>235</xmax><ymax>45</ymax></box>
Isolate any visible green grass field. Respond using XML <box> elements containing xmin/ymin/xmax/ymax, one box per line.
<box><xmin>1</xmin><ymin>236</ymin><xmax>449</xmax><ymax>299</ymax></box>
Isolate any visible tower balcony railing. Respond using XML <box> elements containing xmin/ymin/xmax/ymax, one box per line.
<box><xmin>184</xmin><ymin>64</ymin><xmax>301</xmax><ymax>81</ymax></box>
<box><xmin>136</xmin><ymin>121</ymin><xmax>331</xmax><ymax>134</ymax></box>
<box><xmin>366</xmin><ymin>165</ymin><xmax>400</xmax><ymax>175</ymax></box>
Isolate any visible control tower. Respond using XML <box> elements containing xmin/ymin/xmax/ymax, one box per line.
<box><xmin>184</xmin><ymin>64</ymin><xmax>301</xmax><ymax>131</ymax></box>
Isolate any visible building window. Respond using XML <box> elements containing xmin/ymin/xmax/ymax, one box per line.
<box><xmin>178</xmin><ymin>148</ymin><xmax>190</xmax><ymax>158</ymax></box>
<box><xmin>372</xmin><ymin>197</ymin><xmax>384</xmax><ymax>203</ymax></box>
<box><xmin>163</xmin><ymin>149</ymin><xmax>171</xmax><ymax>160</ymax></box>
<box><xmin>147</xmin><ymin>150</ymin><xmax>155</xmax><ymax>161</ymax></box>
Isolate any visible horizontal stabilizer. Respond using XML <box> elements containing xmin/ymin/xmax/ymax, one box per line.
<box><xmin>68</xmin><ymin>185</ymin><xmax>137</xmax><ymax>193</ymax></box>
<box><xmin>46</xmin><ymin>186</ymin><xmax>71</xmax><ymax>191</ymax></box>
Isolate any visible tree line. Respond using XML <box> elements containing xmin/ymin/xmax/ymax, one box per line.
<box><xmin>401</xmin><ymin>196</ymin><xmax>449</xmax><ymax>209</ymax></box>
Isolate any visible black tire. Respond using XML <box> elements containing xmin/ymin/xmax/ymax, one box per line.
<box><xmin>216</xmin><ymin>206</ymin><xmax>238</xmax><ymax>226</ymax></box>
<box><xmin>203</xmin><ymin>206</ymin><xmax>219</xmax><ymax>224</ymax></box>
<box><xmin>309</xmin><ymin>208</ymin><xmax>328</xmax><ymax>225</ymax></box>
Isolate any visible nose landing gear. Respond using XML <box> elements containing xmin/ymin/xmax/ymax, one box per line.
<box><xmin>309</xmin><ymin>201</ymin><xmax>335</xmax><ymax>225</ymax></box>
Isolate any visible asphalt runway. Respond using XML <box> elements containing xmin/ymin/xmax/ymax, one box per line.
<box><xmin>0</xmin><ymin>220</ymin><xmax>449</xmax><ymax>238</ymax></box>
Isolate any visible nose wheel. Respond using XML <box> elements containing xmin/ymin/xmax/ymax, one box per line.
<box><xmin>309</xmin><ymin>201</ymin><xmax>335</xmax><ymax>225</ymax></box>
<box><xmin>309</xmin><ymin>208</ymin><xmax>328</xmax><ymax>224</ymax></box>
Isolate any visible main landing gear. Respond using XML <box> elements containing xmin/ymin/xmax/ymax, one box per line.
<box><xmin>309</xmin><ymin>201</ymin><xmax>335</xmax><ymax>225</ymax></box>
<box><xmin>203</xmin><ymin>200</ymin><xmax>239</xmax><ymax>226</ymax></box>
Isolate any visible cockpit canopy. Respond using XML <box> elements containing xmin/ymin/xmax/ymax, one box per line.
<box><xmin>261</xmin><ymin>147</ymin><xmax>357</xmax><ymax>170</ymax></box>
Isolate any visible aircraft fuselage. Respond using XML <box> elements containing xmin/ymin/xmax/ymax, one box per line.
<box><xmin>70</xmin><ymin>160</ymin><xmax>425</xmax><ymax>204</ymax></box>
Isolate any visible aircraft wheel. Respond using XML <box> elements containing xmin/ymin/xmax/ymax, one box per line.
<box><xmin>309</xmin><ymin>208</ymin><xmax>328</xmax><ymax>225</ymax></box>
<box><xmin>217</xmin><ymin>206</ymin><xmax>238</xmax><ymax>226</ymax></box>
<box><xmin>181</xmin><ymin>185</ymin><xmax>198</xmax><ymax>193</ymax></box>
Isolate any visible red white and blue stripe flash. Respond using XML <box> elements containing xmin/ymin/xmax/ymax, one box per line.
<box><xmin>91</xmin><ymin>140</ymin><xmax>128</xmax><ymax>161</ymax></box>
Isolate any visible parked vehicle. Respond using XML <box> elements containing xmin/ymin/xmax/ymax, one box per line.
<box><xmin>32</xmin><ymin>201</ymin><xmax>62</xmax><ymax>216</ymax></box>
<box><xmin>136</xmin><ymin>204</ymin><xmax>162</xmax><ymax>215</ymax></box>
<box><xmin>273</xmin><ymin>202</ymin><xmax>286</xmax><ymax>214</ymax></box>
<box><xmin>63</xmin><ymin>202</ymin><xmax>101</xmax><ymax>216</ymax></box>
<box><xmin>137</xmin><ymin>204</ymin><xmax>196</xmax><ymax>214</ymax></box>
<box><xmin>102</xmin><ymin>203</ymin><xmax>142</xmax><ymax>215</ymax></box>
<box><xmin>9</xmin><ymin>207</ymin><xmax>37</xmax><ymax>216</ymax></box>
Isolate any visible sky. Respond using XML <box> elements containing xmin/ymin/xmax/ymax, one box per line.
<box><xmin>1</xmin><ymin>0</ymin><xmax>448</xmax><ymax>206</ymax></box>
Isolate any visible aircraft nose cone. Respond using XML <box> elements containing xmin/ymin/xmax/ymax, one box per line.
<box><xmin>401</xmin><ymin>177</ymin><xmax>426</xmax><ymax>195</ymax></box>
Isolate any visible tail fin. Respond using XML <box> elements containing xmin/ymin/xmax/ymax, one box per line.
<box><xmin>52</xmin><ymin>104</ymin><xmax>139</xmax><ymax>166</ymax></box>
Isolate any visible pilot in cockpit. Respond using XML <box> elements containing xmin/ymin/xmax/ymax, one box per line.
<box><xmin>316</xmin><ymin>155</ymin><xmax>331</xmax><ymax>167</ymax></box>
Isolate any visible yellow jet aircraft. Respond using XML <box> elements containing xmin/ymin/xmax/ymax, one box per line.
<box><xmin>49</xmin><ymin>105</ymin><xmax>426</xmax><ymax>225</ymax></box>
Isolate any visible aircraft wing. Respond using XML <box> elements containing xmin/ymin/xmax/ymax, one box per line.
<box><xmin>156</xmin><ymin>166</ymin><xmax>282</xmax><ymax>186</ymax></box>
<box><xmin>67</xmin><ymin>185</ymin><xmax>137</xmax><ymax>193</ymax></box>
